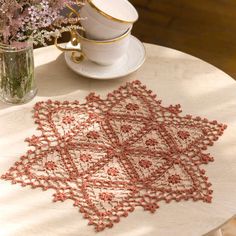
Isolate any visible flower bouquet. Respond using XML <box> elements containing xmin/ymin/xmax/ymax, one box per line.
<box><xmin>0</xmin><ymin>0</ymin><xmax>82</xmax><ymax>104</ymax></box>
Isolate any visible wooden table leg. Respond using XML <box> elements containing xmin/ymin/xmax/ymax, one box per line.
<box><xmin>208</xmin><ymin>229</ymin><xmax>223</xmax><ymax>236</ymax></box>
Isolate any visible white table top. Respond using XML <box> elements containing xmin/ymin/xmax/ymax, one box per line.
<box><xmin>1</xmin><ymin>43</ymin><xmax>236</xmax><ymax>236</ymax></box>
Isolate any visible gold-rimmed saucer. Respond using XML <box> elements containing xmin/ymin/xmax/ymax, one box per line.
<box><xmin>64</xmin><ymin>36</ymin><xmax>146</xmax><ymax>80</ymax></box>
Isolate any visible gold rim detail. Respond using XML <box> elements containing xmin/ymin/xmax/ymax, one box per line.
<box><xmin>78</xmin><ymin>27</ymin><xmax>132</xmax><ymax>45</ymax></box>
<box><xmin>87</xmin><ymin>0</ymin><xmax>138</xmax><ymax>24</ymax></box>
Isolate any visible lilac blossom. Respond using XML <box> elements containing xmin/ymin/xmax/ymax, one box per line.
<box><xmin>0</xmin><ymin>0</ymin><xmax>83</xmax><ymax>46</ymax></box>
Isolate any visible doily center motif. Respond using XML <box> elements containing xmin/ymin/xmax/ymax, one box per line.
<box><xmin>1</xmin><ymin>80</ymin><xmax>227</xmax><ymax>231</ymax></box>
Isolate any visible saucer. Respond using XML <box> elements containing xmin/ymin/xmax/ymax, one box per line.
<box><xmin>64</xmin><ymin>36</ymin><xmax>146</xmax><ymax>80</ymax></box>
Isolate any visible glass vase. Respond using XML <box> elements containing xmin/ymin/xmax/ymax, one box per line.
<box><xmin>0</xmin><ymin>41</ymin><xmax>37</xmax><ymax>104</ymax></box>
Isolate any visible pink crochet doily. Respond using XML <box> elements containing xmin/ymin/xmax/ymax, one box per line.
<box><xmin>1</xmin><ymin>80</ymin><xmax>227</xmax><ymax>231</ymax></box>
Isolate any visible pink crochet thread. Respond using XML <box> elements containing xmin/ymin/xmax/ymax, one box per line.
<box><xmin>1</xmin><ymin>80</ymin><xmax>227</xmax><ymax>231</ymax></box>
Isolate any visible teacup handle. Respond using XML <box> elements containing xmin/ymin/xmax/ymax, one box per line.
<box><xmin>54</xmin><ymin>30</ymin><xmax>84</xmax><ymax>64</ymax></box>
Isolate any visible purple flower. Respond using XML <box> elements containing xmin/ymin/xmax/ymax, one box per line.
<box><xmin>0</xmin><ymin>0</ymin><xmax>84</xmax><ymax>46</ymax></box>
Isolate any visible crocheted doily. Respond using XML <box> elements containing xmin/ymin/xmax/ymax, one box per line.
<box><xmin>1</xmin><ymin>81</ymin><xmax>227</xmax><ymax>231</ymax></box>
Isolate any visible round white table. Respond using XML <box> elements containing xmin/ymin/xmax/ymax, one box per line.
<box><xmin>1</xmin><ymin>43</ymin><xmax>236</xmax><ymax>236</ymax></box>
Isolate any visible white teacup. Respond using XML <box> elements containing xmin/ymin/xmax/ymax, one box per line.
<box><xmin>78</xmin><ymin>27</ymin><xmax>131</xmax><ymax>65</ymax></box>
<box><xmin>80</xmin><ymin>0</ymin><xmax>138</xmax><ymax>40</ymax></box>
<box><xmin>55</xmin><ymin>27</ymin><xmax>132</xmax><ymax>66</ymax></box>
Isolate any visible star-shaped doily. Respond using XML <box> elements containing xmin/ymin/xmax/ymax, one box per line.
<box><xmin>1</xmin><ymin>80</ymin><xmax>227</xmax><ymax>231</ymax></box>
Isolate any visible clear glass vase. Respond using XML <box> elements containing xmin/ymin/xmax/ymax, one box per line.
<box><xmin>0</xmin><ymin>41</ymin><xmax>37</xmax><ymax>104</ymax></box>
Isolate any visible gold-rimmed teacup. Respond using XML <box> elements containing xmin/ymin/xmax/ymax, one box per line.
<box><xmin>55</xmin><ymin>27</ymin><xmax>131</xmax><ymax>65</ymax></box>
<box><xmin>80</xmin><ymin>0</ymin><xmax>138</xmax><ymax>40</ymax></box>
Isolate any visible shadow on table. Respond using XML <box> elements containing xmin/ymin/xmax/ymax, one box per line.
<box><xmin>1</xmin><ymin>51</ymin><xmax>236</xmax><ymax>115</ymax></box>
<box><xmin>0</xmin><ymin>101</ymin><xmax>13</xmax><ymax>110</ymax></box>
<box><xmin>35</xmin><ymin>53</ymin><xmax>129</xmax><ymax>98</ymax></box>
